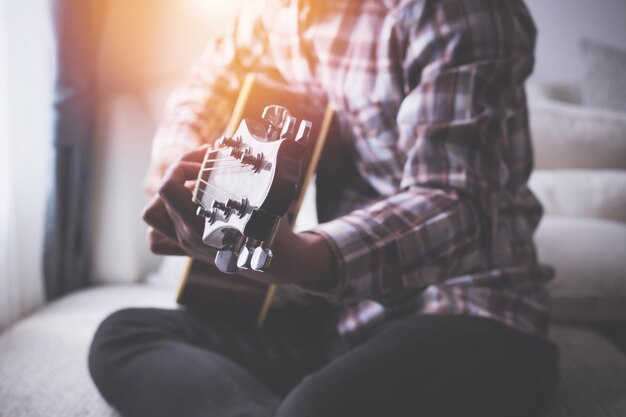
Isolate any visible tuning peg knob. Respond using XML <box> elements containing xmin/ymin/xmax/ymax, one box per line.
<box><xmin>295</xmin><ymin>120</ymin><xmax>312</xmax><ymax>145</ymax></box>
<box><xmin>251</xmin><ymin>246</ymin><xmax>273</xmax><ymax>272</ymax></box>
<box><xmin>262</xmin><ymin>105</ymin><xmax>291</xmax><ymax>141</ymax></box>
<box><xmin>214</xmin><ymin>249</ymin><xmax>240</xmax><ymax>273</ymax></box>
<box><xmin>280</xmin><ymin>115</ymin><xmax>297</xmax><ymax>140</ymax></box>
<box><xmin>236</xmin><ymin>245</ymin><xmax>254</xmax><ymax>270</ymax></box>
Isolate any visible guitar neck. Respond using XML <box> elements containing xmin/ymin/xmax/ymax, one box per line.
<box><xmin>177</xmin><ymin>73</ymin><xmax>334</xmax><ymax>327</ymax></box>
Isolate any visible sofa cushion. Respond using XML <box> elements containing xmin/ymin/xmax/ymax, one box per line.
<box><xmin>529</xmin><ymin>170</ymin><xmax>626</xmax><ymax>224</ymax></box>
<box><xmin>526</xmin><ymin>82</ymin><xmax>582</xmax><ymax>105</ymax></box>
<box><xmin>543</xmin><ymin>325</ymin><xmax>626</xmax><ymax>417</ymax></box>
<box><xmin>0</xmin><ymin>284</ymin><xmax>175</xmax><ymax>417</ymax></box>
<box><xmin>580</xmin><ymin>39</ymin><xmax>626</xmax><ymax>112</ymax></box>
<box><xmin>528</xmin><ymin>99</ymin><xmax>626</xmax><ymax>170</ymax></box>
<box><xmin>1</xmin><ymin>285</ymin><xmax>625</xmax><ymax>417</ymax></box>
<box><xmin>535</xmin><ymin>215</ymin><xmax>626</xmax><ymax>321</ymax></box>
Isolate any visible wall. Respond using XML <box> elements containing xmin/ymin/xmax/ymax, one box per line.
<box><xmin>525</xmin><ymin>0</ymin><xmax>626</xmax><ymax>85</ymax></box>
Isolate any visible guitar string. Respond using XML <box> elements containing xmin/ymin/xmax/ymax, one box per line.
<box><xmin>195</xmin><ymin>165</ymin><xmax>253</xmax><ymax>201</ymax></box>
<box><xmin>205</xmin><ymin>146</ymin><xmax>225</xmax><ymax>154</ymax></box>
<box><xmin>196</xmin><ymin>179</ymin><xmax>239</xmax><ymax>199</ymax></box>
<box><xmin>195</xmin><ymin>146</ymin><xmax>252</xmax><ymax>203</ymax></box>
<box><xmin>197</xmin><ymin>147</ymin><xmax>227</xmax><ymax>172</ymax></box>
<box><xmin>203</xmin><ymin>157</ymin><xmax>239</xmax><ymax>163</ymax></box>
<box><xmin>201</xmin><ymin>164</ymin><xmax>249</xmax><ymax>172</ymax></box>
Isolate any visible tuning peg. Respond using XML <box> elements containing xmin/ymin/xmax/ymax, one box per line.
<box><xmin>220</xmin><ymin>135</ymin><xmax>242</xmax><ymax>149</ymax></box>
<box><xmin>214</xmin><ymin>249</ymin><xmax>240</xmax><ymax>273</ymax></box>
<box><xmin>280</xmin><ymin>115</ymin><xmax>297</xmax><ymax>140</ymax></box>
<box><xmin>295</xmin><ymin>120</ymin><xmax>312</xmax><ymax>145</ymax></box>
<box><xmin>212</xmin><ymin>200</ymin><xmax>234</xmax><ymax>218</ymax></box>
<box><xmin>236</xmin><ymin>245</ymin><xmax>254</xmax><ymax>270</ymax></box>
<box><xmin>250</xmin><ymin>246</ymin><xmax>273</xmax><ymax>272</ymax></box>
<box><xmin>225</xmin><ymin>198</ymin><xmax>248</xmax><ymax>218</ymax></box>
<box><xmin>197</xmin><ymin>206</ymin><xmax>217</xmax><ymax>224</ymax></box>
<box><xmin>262</xmin><ymin>105</ymin><xmax>291</xmax><ymax>141</ymax></box>
<box><xmin>239</xmin><ymin>152</ymin><xmax>264</xmax><ymax>172</ymax></box>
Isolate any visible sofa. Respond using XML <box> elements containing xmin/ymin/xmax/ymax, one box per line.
<box><xmin>1</xmin><ymin>79</ymin><xmax>626</xmax><ymax>416</ymax></box>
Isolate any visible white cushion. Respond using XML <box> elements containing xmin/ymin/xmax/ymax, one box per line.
<box><xmin>536</xmin><ymin>215</ymin><xmax>626</xmax><ymax>320</ymax></box>
<box><xmin>543</xmin><ymin>325</ymin><xmax>626</xmax><ymax>417</ymax></box>
<box><xmin>580</xmin><ymin>39</ymin><xmax>626</xmax><ymax>112</ymax></box>
<box><xmin>0</xmin><ymin>284</ymin><xmax>175</xmax><ymax>417</ymax></box>
<box><xmin>529</xmin><ymin>170</ymin><xmax>626</xmax><ymax>223</ymax></box>
<box><xmin>526</xmin><ymin>82</ymin><xmax>582</xmax><ymax>105</ymax></box>
<box><xmin>528</xmin><ymin>99</ymin><xmax>626</xmax><ymax>170</ymax></box>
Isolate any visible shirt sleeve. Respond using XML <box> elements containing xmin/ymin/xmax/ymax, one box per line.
<box><xmin>305</xmin><ymin>0</ymin><xmax>537</xmax><ymax>304</ymax></box>
<box><xmin>151</xmin><ymin>3</ymin><xmax>273</xmax><ymax>160</ymax></box>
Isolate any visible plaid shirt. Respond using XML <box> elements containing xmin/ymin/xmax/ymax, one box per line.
<box><xmin>155</xmin><ymin>0</ymin><xmax>552</xmax><ymax>340</ymax></box>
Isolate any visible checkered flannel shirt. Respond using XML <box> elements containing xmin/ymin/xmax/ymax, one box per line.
<box><xmin>154</xmin><ymin>0</ymin><xmax>553</xmax><ymax>340</ymax></box>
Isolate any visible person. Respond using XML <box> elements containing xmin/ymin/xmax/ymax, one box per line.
<box><xmin>88</xmin><ymin>1</ymin><xmax>558</xmax><ymax>416</ymax></box>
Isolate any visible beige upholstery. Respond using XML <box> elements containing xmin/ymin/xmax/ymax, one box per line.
<box><xmin>1</xmin><ymin>285</ymin><xmax>624</xmax><ymax>417</ymax></box>
<box><xmin>529</xmin><ymin>170</ymin><xmax>626</xmax><ymax>224</ymax></box>
<box><xmin>537</xmin><ymin>216</ymin><xmax>626</xmax><ymax>320</ymax></box>
<box><xmin>542</xmin><ymin>325</ymin><xmax>626</xmax><ymax>417</ymax></box>
<box><xmin>529</xmin><ymin>91</ymin><xmax>626</xmax><ymax>322</ymax></box>
<box><xmin>529</xmin><ymin>99</ymin><xmax>626</xmax><ymax>170</ymax></box>
<box><xmin>0</xmin><ymin>285</ymin><xmax>175</xmax><ymax>417</ymax></box>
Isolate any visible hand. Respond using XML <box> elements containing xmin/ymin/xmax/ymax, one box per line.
<box><xmin>142</xmin><ymin>145</ymin><xmax>217</xmax><ymax>263</ymax></box>
<box><xmin>143</xmin><ymin>145</ymin><xmax>194</xmax><ymax>196</ymax></box>
<box><xmin>144</xmin><ymin>125</ymin><xmax>203</xmax><ymax>196</ymax></box>
<box><xmin>262</xmin><ymin>218</ymin><xmax>336</xmax><ymax>285</ymax></box>
<box><xmin>142</xmin><ymin>146</ymin><xmax>336</xmax><ymax>286</ymax></box>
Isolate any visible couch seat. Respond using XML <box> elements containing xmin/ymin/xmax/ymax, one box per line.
<box><xmin>0</xmin><ymin>285</ymin><xmax>625</xmax><ymax>417</ymax></box>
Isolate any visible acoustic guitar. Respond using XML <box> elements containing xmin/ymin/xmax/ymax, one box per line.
<box><xmin>176</xmin><ymin>74</ymin><xmax>334</xmax><ymax>326</ymax></box>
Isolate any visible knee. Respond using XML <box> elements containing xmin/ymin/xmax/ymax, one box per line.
<box><xmin>90</xmin><ymin>307</ymin><xmax>151</xmax><ymax>351</ymax></box>
<box><xmin>88</xmin><ymin>308</ymin><xmax>156</xmax><ymax>395</ymax></box>
<box><xmin>276</xmin><ymin>372</ymin><xmax>359</xmax><ymax>417</ymax></box>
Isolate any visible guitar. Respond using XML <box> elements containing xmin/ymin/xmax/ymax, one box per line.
<box><xmin>176</xmin><ymin>74</ymin><xmax>334</xmax><ymax>326</ymax></box>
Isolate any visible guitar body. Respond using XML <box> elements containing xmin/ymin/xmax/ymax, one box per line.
<box><xmin>176</xmin><ymin>74</ymin><xmax>334</xmax><ymax>326</ymax></box>
<box><xmin>177</xmin><ymin>260</ymin><xmax>269</xmax><ymax>320</ymax></box>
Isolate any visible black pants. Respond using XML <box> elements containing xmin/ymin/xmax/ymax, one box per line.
<box><xmin>89</xmin><ymin>307</ymin><xmax>557</xmax><ymax>417</ymax></box>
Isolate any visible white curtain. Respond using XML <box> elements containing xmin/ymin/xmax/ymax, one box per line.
<box><xmin>0</xmin><ymin>1</ymin><xmax>53</xmax><ymax>331</ymax></box>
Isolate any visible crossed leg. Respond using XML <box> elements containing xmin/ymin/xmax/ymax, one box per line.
<box><xmin>89</xmin><ymin>308</ymin><xmax>557</xmax><ymax>417</ymax></box>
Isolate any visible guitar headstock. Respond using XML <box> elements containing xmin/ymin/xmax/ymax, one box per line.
<box><xmin>193</xmin><ymin>105</ymin><xmax>311</xmax><ymax>274</ymax></box>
